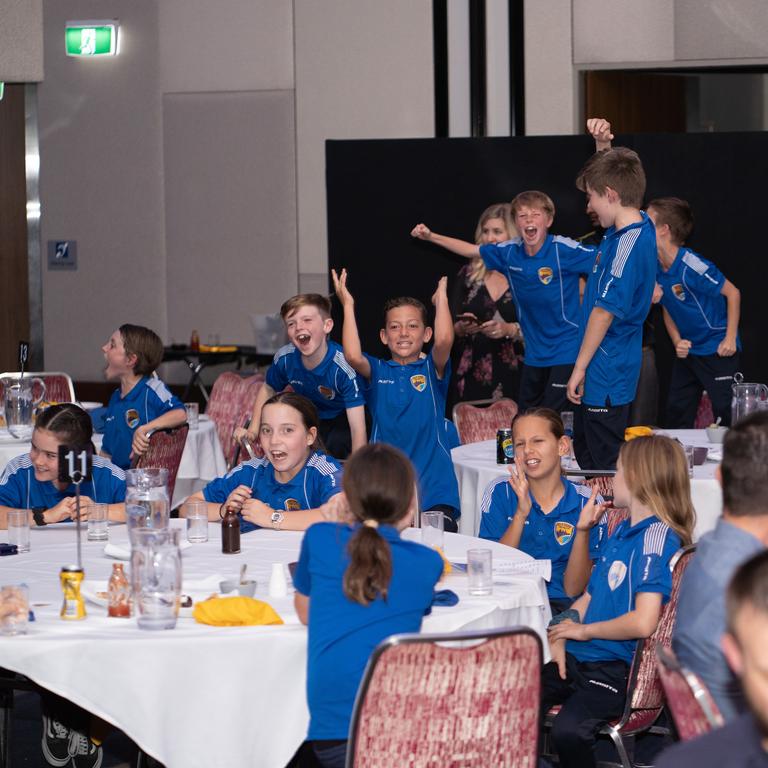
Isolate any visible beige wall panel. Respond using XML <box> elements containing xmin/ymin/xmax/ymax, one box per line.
<box><xmin>0</xmin><ymin>0</ymin><xmax>43</xmax><ymax>81</ymax></box>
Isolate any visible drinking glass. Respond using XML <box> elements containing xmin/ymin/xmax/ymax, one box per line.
<box><xmin>87</xmin><ymin>503</ymin><xmax>109</xmax><ymax>541</ymax></box>
<box><xmin>421</xmin><ymin>510</ymin><xmax>444</xmax><ymax>551</ymax></box>
<box><xmin>3</xmin><ymin>377</ymin><xmax>45</xmax><ymax>440</ymax></box>
<box><xmin>130</xmin><ymin>529</ymin><xmax>181</xmax><ymax>630</ymax></box>
<box><xmin>183</xmin><ymin>499</ymin><xmax>209</xmax><ymax>543</ymax></box>
<box><xmin>467</xmin><ymin>548</ymin><xmax>493</xmax><ymax>596</ymax></box>
<box><xmin>0</xmin><ymin>585</ymin><xmax>29</xmax><ymax>635</ymax></box>
<box><xmin>184</xmin><ymin>402</ymin><xmax>199</xmax><ymax>430</ymax></box>
<box><xmin>683</xmin><ymin>445</ymin><xmax>695</xmax><ymax>478</ymax></box>
<box><xmin>7</xmin><ymin>510</ymin><xmax>30</xmax><ymax>553</ymax></box>
<box><xmin>561</xmin><ymin>410</ymin><xmax>576</xmax><ymax>468</ymax></box>
<box><xmin>126</xmin><ymin>468</ymin><xmax>170</xmax><ymax>544</ymax></box>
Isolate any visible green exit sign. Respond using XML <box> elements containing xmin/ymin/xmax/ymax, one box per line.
<box><xmin>65</xmin><ymin>21</ymin><xmax>118</xmax><ymax>57</ymax></box>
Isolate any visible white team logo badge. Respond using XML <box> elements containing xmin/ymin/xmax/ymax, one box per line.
<box><xmin>607</xmin><ymin>560</ymin><xmax>627</xmax><ymax>591</ymax></box>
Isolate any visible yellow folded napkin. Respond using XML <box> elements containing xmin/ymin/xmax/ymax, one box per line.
<box><xmin>193</xmin><ymin>596</ymin><xmax>283</xmax><ymax>626</ymax></box>
<box><xmin>437</xmin><ymin>548</ymin><xmax>452</xmax><ymax>577</ymax></box>
<box><xmin>624</xmin><ymin>425</ymin><xmax>653</xmax><ymax>441</ymax></box>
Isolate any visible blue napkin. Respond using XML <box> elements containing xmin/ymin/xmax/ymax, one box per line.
<box><xmin>431</xmin><ymin>589</ymin><xmax>460</xmax><ymax>607</ymax></box>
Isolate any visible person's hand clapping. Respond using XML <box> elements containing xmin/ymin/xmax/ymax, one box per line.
<box><xmin>576</xmin><ymin>485</ymin><xmax>606</xmax><ymax>532</ymax></box>
<box><xmin>507</xmin><ymin>454</ymin><xmax>532</xmax><ymax>521</ymax></box>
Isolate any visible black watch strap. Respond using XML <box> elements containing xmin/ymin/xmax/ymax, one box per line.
<box><xmin>32</xmin><ymin>507</ymin><xmax>47</xmax><ymax>526</ymax></box>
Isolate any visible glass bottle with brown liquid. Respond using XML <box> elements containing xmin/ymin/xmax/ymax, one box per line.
<box><xmin>221</xmin><ymin>506</ymin><xmax>241</xmax><ymax>554</ymax></box>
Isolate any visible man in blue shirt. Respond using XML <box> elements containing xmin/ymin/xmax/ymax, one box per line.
<box><xmin>567</xmin><ymin>147</ymin><xmax>656</xmax><ymax>469</ymax></box>
<box><xmin>648</xmin><ymin>197</ymin><xmax>741</xmax><ymax>427</ymax></box>
<box><xmin>332</xmin><ymin>269</ymin><xmax>461</xmax><ymax>530</ymax></box>
<box><xmin>658</xmin><ymin>551</ymin><xmax>768</xmax><ymax>768</ymax></box>
<box><xmin>673</xmin><ymin>412</ymin><xmax>768</xmax><ymax>721</ymax></box>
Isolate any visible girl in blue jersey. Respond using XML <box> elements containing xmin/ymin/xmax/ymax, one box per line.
<box><xmin>542</xmin><ymin>435</ymin><xmax>694</xmax><ymax>768</ymax></box>
<box><xmin>0</xmin><ymin>403</ymin><xmax>126</xmax><ymax>529</ymax></box>
<box><xmin>190</xmin><ymin>393</ymin><xmax>343</xmax><ymax>532</ymax></box>
<box><xmin>478</xmin><ymin>408</ymin><xmax>605</xmax><ymax>614</ymax></box>
<box><xmin>294</xmin><ymin>443</ymin><xmax>443</xmax><ymax>768</ymax></box>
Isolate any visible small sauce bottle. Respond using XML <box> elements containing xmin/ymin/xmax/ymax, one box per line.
<box><xmin>221</xmin><ymin>507</ymin><xmax>241</xmax><ymax>554</ymax></box>
<box><xmin>190</xmin><ymin>330</ymin><xmax>200</xmax><ymax>352</ymax></box>
<box><xmin>108</xmin><ymin>563</ymin><xmax>131</xmax><ymax>618</ymax></box>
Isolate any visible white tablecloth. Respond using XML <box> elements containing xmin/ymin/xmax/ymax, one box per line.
<box><xmin>452</xmin><ymin>429</ymin><xmax>723</xmax><ymax>541</ymax></box>
<box><xmin>0</xmin><ymin>521</ymin><xmax>551</xmax><ymax>768</ymax></box>
<box><xmin>0</xmin><ymin>417</ymin><xmax>226</xmax><ymax>509</ymax></box>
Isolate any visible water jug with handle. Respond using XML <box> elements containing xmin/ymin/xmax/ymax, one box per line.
<box><xmin>731</xmin><ymin>373</ymin><xmax>768</xmax><ymax>425</ymax></box>
<box><xmin>2</xmin><ymin>376</ymin><xmax>46</xmax><ymax>439</ymax></box>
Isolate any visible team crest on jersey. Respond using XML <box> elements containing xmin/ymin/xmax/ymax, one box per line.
<box><xmin>410</xmin><ymin>374</ymin><xmax>427</xmax><ymax>392</ymax></box>
<box><xmin>125</xmin><ymin>409</ymin><xmax>140</xmax><ymax>429</ymax></box>
<box><xmin>554</xmin><ymin>521</ymin><xmax>575</xmax><ymax>546</ymax></box>
<box><xmin>317</xmin><ymin>385</ymin><xmax>335</xmax><ymax>400</ymax></box>
<box><xmin>672</xmin><ymin>284</ymin><xmax>686</xmax><ymax>301</ymax></box>
<box><xmin>284</xmin><ymin>498</ymin><xmax>301</xmax><ymax>511</ymax></box>
<box><xmin>608</xmin><ymin>560</ymin><xmax>627</xmax><ymax>591</ymax></box>
<box><xmin>538</xmin><ymin>266</ymin><xmax>553</xmax><ymax>285</ymax></box>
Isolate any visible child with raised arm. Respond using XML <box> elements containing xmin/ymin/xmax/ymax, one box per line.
<box><xmin>543</xmin><ymin>435</ymin><xmax>694</xmax><ymax>768</ymax></box>
<box><xmin>478</xmin><ymin>408</ymin><xmax>605</xmax><ymax>615</ymax></box>
<box><xmin>100</xmin><ymin>324</ymin><xmax>186</xmax><ymax>469</ymax></box>
<box><xmin>332</xmin><ymin>269</ymin><xmax>461</xmax><ymax>531</ymax></box>
<box><xmin>567</xmin><ymin>142</ymin><xmax>657</xmax><ymax>469</ymax></box>
<box><xmin>647</xmin><ymin>196</ymin><xmax>741</xmax><ymax>427</ymax></box>
<box><xmin>411</xmin><ymin>191</ymin><xmax>596</xmax><ymax>413</ymax></box>
<box><xmin>294</xmin><ymin>443</ymin><xmax>443</xmax><ymax>768</ymax></box>
<box><xmin>236</xmin><ymin>294</ymin><xmax>366</xmax><ymax>460</ymax></box>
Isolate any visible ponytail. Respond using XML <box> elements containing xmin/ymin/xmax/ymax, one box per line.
<box><xmin>343</xmin><ymin>525</ymin><xmax>393</xmax><ymax>605</ymax></box>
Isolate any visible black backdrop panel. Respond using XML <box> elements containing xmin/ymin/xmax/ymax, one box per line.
<box><xmin>326</xmin><ymin>132</ymin><xmax>767</xmax><ymax>420</ymax></box>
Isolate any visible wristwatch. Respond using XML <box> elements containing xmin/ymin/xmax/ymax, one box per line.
<box><xmin>270</xmin><ymin>510</ymin><xmax>284</xmax><ymax>530</ymax></box>
<box><xmin>32</xmin><ymin>507</ymin><xmax>47</xmax><ymax>527</ymax></box>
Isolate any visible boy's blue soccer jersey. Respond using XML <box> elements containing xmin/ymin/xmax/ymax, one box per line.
<box><xmin>294</xmin><ymin>522</ymin><xmax>443</xmax><ymax>740</ymax></box>
<box><xmin>480</xmin><ymin>235</ymin><xmax>596</xmax><ymax>367</ymax></box>
<box><xmin>580</xmin><ymin>213</ymin><xmax>657</xmax><ymax>406</ymax></box>
<box><xmin>265</xmin><ymin>341</ymin><xmax>365</xmax><ymax>420</ymax></box>
<box><xmin>657</xmin><ymin>247</ymin><xmax>739</xmax><ymax>356</ymax></box>
<box><xmin>568</xmin><ymin>515</ymin><xmax>680</xmax><ymax>665</ymax></box>
<box><xmin>102</xmin><ymin>377</ymin><xmax>184</xmax><ymax>469</ymax></box>
<box><xmin>479</xmin><ymin>477</ymin><xmax>604</xmax><ymax>601</ymax></box>
<box><xmin>0</xmin><ymin>454</ymin><xmax>126</xmax><ymax>514</ymax></box>
<box><xmin>202</xmin><ymin>451</ymin><xmax>342</xmax><ymax>533</ymax></box>
<box><xmin>364</xmin><ymin>352</ymin><xmax>460</xmax><ymax>513</ymax></box>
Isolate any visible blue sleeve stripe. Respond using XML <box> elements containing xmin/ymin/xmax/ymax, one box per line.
<box><xmin>332</xmin><ymin>351</ymin><xmax>358</xmax><ymax>380</ymax></box>
<box><xmin>642</xmin><ymin>521</ymin><xmax>670</xmax><ymax>556</ymax></box>
<box><xmin>480</xmin><ymin>476</ymin><xmax>509</xmax><ymax>514</ymax></box>
<box><xmin>610</xmin><ymin>228</ymin><xmax>641</xmax><ymax>278</ymax></box>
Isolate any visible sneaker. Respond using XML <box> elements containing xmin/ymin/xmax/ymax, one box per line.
<box><xmin>68</xmin><ymin>731</ymin><xmax>103</xmax><ymax>768</ymax></box>
<box><xmin>41</xmin><ymin>714</ymin><xmax>71</xmax><ymax>767</ymax></box>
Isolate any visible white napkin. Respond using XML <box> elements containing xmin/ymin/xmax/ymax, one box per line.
<box><xmin>104</xmin><ymin>539</ymin><xmax>193</xmax><ymax>560</ymax></box>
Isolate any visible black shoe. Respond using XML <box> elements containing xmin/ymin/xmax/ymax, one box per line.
<box><xmin>69</xmin><ymin>731</ymin><xmax>103</xmax><ymax>768</ymax></box>
<box><xmin>42</xmin><ymin>714</ymin><xmax>71</xmax><ymax>767</ymax></box>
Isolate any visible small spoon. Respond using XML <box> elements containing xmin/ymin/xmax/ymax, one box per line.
<box><xmin>714</xmin><ymin>416</ymin><xmax>722</xmax><ymax>426</ymax></box>
<box><xmin>239</xmin><ymin>563</ymin><xmax>248</xmax><ymax>584</ymax></box>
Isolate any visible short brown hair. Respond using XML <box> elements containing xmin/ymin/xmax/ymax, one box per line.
<box><xmin>721</xmin><ymin>411</ymin><xmax>768</xmax><ymax>517</ymax></box>
<box><xmin>513</xmin><ymin>408</ymin><xmax>564</xmax><ymax>440</ymax></box>
<box><xmin>510</xmin><ymin>191</ymin><xmax>555</xmax><ymax>220</ymax></box>
<box><xmin>279</xmin><ymin>294</ymin><xmax>332</xmax><ymax>320</ymax></box>
<box><xmin>342</xmin><ymin>443</ymin><xmax>416</xmax><ymax>605</ymax></box>
<box><xmin>119</xmin><ymin>324</ymin><xmax>164</xmax><ymax>377</ymax></box>
<box><xmin>726</xmin><ymin>550</ymin><xmax>768</xmax><ymax>633</ymax></box>
<box><xmin>576</xmin><ymin>147</ymin><xmax>646</xmax><ymax>209</ymax></box>
<box><xmin>36</xmin><ymin>403</ymin><xmax>93</xmax><ymax>450</ymax></box>
<box><xmin>647</xmin><ymin>197</ymin><xmax>694</xmax><ymax>245</ymax></box>
<box><xmin>383</xmin><ymin>297</ymin><xmax>428</xmax><ymax>325</ymax></box>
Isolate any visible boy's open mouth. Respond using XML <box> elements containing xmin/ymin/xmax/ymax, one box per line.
<box><xmin>524</xmin><ymin>226</ymin><xmax>537</xmax><ymax>237</ymax></box>
<box><xmin>296</xmin><ymin>333</ymin><xmax>311</xmax><ymax>344</ymax></box>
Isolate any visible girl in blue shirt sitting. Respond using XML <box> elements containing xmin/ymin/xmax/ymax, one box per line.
<box><xmin>190</xmin><ymin>392</ymin><xmax>343</xmax><ymax>532</ymax></box>
<box><xmin>543</xmin><ymin>435</ymin><xmax>695</xmax><ymax>768</ymax></box>
<box><xmin>293</xmin><ymin>443</ymin><xmax>443</xmax><ymax>768</ymax></box>
<box><xmin>479</xmin><ymin>408</ymin><xmax>605</xmax><ymax>615</ymax></box>
<box><xmin>0</xmin><ymin>403</ymin><xmax>126</xmax><ymax>529</ymax></box>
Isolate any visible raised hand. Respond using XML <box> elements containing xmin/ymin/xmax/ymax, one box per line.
<box><xmin>507</xmin><ymin>454</ymin><xmax>532</xmax><ymax>520</ymax></box>
<box><xmin>411</xmin><ymin>223</ymin><xmax>432</xmax><ymax>240</ymax></box>
<box><xmin>576</xmin><ymin>484</ymin><xmax>606</xmax><ymax>532</ymax></box>
<box><xmin>586</xmin><ymin>117</ymin><xmax>614</xmax><ymax>148</ymax></box>
<box><xmin>431</xmin><ymin>275</ymin><xmax>448</xmax><ymax>306</ymax></box>
<box><xmin>331</xmin><ymin>268</ymin><xmax>354</xmax><ymax>307</ymax></box>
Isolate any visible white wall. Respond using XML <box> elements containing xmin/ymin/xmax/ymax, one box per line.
<box><xmin>0</xmin><ymin>0</ymin><xmax>43</xmax><ymax>82</ymax></box>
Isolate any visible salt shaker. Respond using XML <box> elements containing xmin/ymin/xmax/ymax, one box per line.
<box><xmin>268</xmin><ymin>563</ymin><xmax>287</xmax><ymax>597</ymax></box>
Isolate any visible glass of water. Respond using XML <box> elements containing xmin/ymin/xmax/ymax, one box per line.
<box><xmin>7</xmin><ymin>510</ymin><xmax>30</xmax><ymax>553</ymax></box>
<box><xmin>184</xmin><ymin>402</ymin><xmax>199</xmax><ymax>430</ymax></box>
<box><xmin>183</xmin><ymin>499</ymin><xmax>209</xmax><ymax>543</ymax></box>
<box><xmin>130</xmin><ymin>529</ymin><xmax>181</xmax><ymax>630</ymax></box>
<box><xmin>421</xmin><ymin>510</ymin><xmax>444</xmax><ymax>552</ymax></box>
<box><xmin>467</xmin><ymin>548</ymin><xmax>493</xmax><ymax>596</ymax></box>
<box><xmin>87</xmin><ymin>503</ymin><xmax>109</xmax><ymax>541</ymax></box>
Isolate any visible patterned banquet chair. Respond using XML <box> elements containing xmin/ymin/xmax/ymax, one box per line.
<box><xmin>0</xmin><ymin>371</ymin><xmax>76</xmax><ymax>404</ymax></box>
<box><xmin>132</xmin><ymin>424</ymin><xmax>189</xmax><ymax>503</ymax></box>
<box><xmin>452</xmin><ymin>398</ymin><xmax>519</xmax><ymax>445</ymax></box>
<box><xmin>346</xmin><ymin>626</ymin><xmax>542</xmax><ymax>768</ymax></box>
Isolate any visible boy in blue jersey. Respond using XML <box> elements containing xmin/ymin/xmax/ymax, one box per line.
<box><xmin>647</xmin><ymin>197</ymin><xmax>741</xmax><ymax>427</ymax></box>
<box><xmin>567</xmin><ymin>146</ymin><xmax>657</xmax><ymax>470</ymax></box>
<box><xmin>332</xmin><ymin>269</ymin><xmax>461</xmax><ymax>531</ymax></box>
<box><xmin>411</xmin><ymin>190</ymin><xmax>596</xmax><ymax>413</ymax></box>
<box><xmin>100</xmin><ymin>324</ymin><xmax>186</xmax><ymax>470</ymax></box>
<box><xmin>237</xmin><ymin>294</ymin><xmax>366</xmax><ymax>460</ymax></box>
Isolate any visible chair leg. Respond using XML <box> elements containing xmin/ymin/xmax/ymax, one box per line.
<box><xmin>603</xmin><ymin>725</ymin><xmax>634</xmax><ymax>768</ymax></box>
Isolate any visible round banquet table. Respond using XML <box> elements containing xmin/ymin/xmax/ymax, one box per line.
<box><xmin>452</xmin><ymin>428</ymin><xmax>722</xmax><ymax>541</ymax></box>
<box><xmin>0</xmin><ymin>520</ymin><xmax>551</xmax><ymax>768</ymax></box>
<box><xmin>0</xmin><ymin>417</ymin><xmax>226</xmax><ymax>509</ymax></box>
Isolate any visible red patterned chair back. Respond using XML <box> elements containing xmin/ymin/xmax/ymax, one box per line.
<box><xmin>0</xmin><ymin>371</ymin><xmax>76</xmax><ymax>404</ymax></box>
<box><xmin>656</xmin><ymin>645</ymin><xmax>724</xmax><ymax>741</ymax></box>
<box><xmin>694</xmin><ymin>392</ymin><xmax>715</xmax><ymax>429</ymax></box>
<box><xmin>581</xmin><ymin>475</ymin><xmax>615</xmax><ymax>503</ymax></box>
<box><xmin>133</xmin><ymin>424</ymin><xmax>189</xmax><ymax>502</ymax></box>
<box><xmin>452</xmin><ymin>398</ymin><xmax>519</xmax><ymax>445</ymax></box>
<box><xmin>347</xmin><ymin>627</ymin><xmax>541</xmax><ymax>768</ymax></box>
<box><xmin>603</xmin><ymin>507</ymin><xmax>629</xmax><ymax>536</ymax></box>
